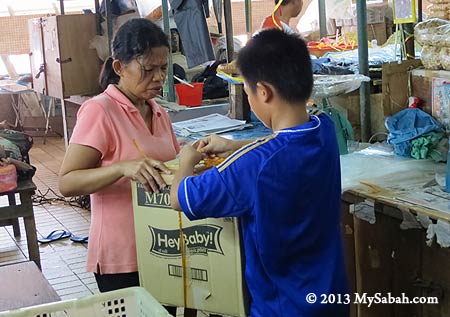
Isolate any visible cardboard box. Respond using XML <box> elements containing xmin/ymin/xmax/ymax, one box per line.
<box><xmin>411</xmin><ymin>69</ymin><xmax>450</xmax><ymax>115</ymax></box>
<box><xmin>131</xmin><ymin>180</ymin><xmax>248</xmax><ymax>317</ymax></box>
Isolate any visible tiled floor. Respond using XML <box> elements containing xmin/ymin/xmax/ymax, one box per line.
<box><xmin>0</xmin><ymin>137</ymin><xmax>213</xmax><ymax>316</ymax></box>
<box><xmin>0</xmin><ymin>137</ymin><xmax>96</xmax><ymax>300</ymax></box>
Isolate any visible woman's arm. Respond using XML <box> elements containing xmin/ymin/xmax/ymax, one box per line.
<box><xmin>59</xmin><ymin>144</ymin><xmax>122</xmax><ymax>196</ymax></box>
<box><xmin>59</xmin><ymin>144</ymin><xmax>171</xmax><ymax>196</ymax></box>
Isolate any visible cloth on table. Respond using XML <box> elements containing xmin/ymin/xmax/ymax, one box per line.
<box><xmin>312</xmin><ymin>58</ymin><xmax>354</xmax><ymax>75</ymax></box>
<box><xmin>410</xmin><ymin>132</ymin><xmax>445</xmax><ymax>160</ymax></box>
<box><xmin>386</xmin><ymin>108</ymin><xmax>443</xmax><ymax>157</ymax></box>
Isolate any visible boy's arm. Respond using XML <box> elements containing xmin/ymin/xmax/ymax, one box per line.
<box><xmin>170</xmin><ymin>145</ymin><xmax>203</xmax><ymax>211</ymax></box>
<box><xmin>196</xmin><ymin>135</ymin><xmax>253</xmax><ymax>157</ymax></box>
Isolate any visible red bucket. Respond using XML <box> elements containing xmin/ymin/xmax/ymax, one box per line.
<box><xmin>175</xmin><ymin>82</ymin><xmax>204</xmax><ymax>107</ymax></box>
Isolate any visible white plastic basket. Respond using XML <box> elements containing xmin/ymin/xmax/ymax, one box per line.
<box><xmin>0</xmin><ymin>287</ymin><xmax>171</xmax><ymax>317</ymax></box>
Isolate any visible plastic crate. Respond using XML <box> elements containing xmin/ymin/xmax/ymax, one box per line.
<box><xmin>0</xmin><ymin>287</ymin><xmax>171</xmax><ymax>317</ymax></box>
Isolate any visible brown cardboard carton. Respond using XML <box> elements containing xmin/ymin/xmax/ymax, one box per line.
<box><xmin>131</xmin><ymin>174</ymin><xmax>248</xmax><ymax>317</ymax></box>
<box><xmin>411</xmin><ymin>69</ymin><xmax>450</xmax><ymax>115</ymax></box>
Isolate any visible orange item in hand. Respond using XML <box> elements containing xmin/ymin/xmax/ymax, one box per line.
<box><xmin>203</xmin><ymin>157</ymin><xmax>226</xmax><ymax>168</ymax></box>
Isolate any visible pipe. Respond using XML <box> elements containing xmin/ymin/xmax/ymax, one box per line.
<box><xmin>223</xmin><ymin>0</ymin><xmax>234</xmax><ymax>62</ymax></box>
<box><xmin>356</xmin><ymin>0</ymin><xmax>371</xmax><ymax>141</ymax></box>
<box><xmin>245</xmin><ymin>0</ymin><xmax>252</xmax><ymax>37</ymax></box>
<box><xmin>59</xmin><ymin>0</ymin><xmax>65</xmax><ymax>15</ymax></box>
<box><xmin>94</xmin><ymin>0</ymin><xmax>101</xmax><ymax>35</ymax></box>
<box><xmin>318</xmin><ymin>0</ymin><xmax>327</xmax><ymax>38</ymax></box>
<box><xmin>105</xmin><ymin>0</ymin><xmax>113</xmax><ymax>56</ymax></box>
<box><xmin>162</xmin><ymin>0</ymin><xmax>176</xmax><ymax>102</ymax></box>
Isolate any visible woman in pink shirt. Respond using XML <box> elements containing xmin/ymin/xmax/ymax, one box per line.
<box><xmin>59</xmin><ymin>19</ymin><xmax>180</xmax><ymax>314</ymax></box>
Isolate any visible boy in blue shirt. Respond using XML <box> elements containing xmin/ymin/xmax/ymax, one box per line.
<box><xmin>171</xmin><ymin>29</ymin><xmax>349</xmax><ymax>317</ymax></box>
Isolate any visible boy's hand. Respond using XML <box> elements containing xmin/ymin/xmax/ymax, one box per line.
<box><xmin>195</xmin><ymin>135</ymin><xmax>234</xmax><ymax>157</ymax></box>
<box><xmin>179</xmin><ymin>145</ymin><xmax>203</xmax><ymax>166</ymax></box>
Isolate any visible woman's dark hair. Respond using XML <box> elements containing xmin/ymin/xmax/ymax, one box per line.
<box><xmin>237</xmin><ymin>29</ymin><xmax>313</xmax><ymax>103</ymax></box>
<box><xmin>99</xmin><ymin>18</ymin><xmax>170</xmax><ymax>91</ymax></box>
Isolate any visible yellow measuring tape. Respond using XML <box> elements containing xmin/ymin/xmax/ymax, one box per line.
<box><xmin>178</xmin><ymin>211</ymin><xmax>188</xmax><ymax>308</ymax></box>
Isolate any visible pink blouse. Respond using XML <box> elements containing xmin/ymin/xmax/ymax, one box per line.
<box><xmin>70</xmin><ymin>84</ymin><xmax>180</xmax><ymax>274</ymax></box>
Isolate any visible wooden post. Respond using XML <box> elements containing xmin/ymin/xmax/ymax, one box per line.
<box><xmin>229</xmin><ymin>84</ymin><xmax>250</xmax><ymax>122</ymax></box>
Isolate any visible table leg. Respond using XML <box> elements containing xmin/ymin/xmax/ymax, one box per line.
<box><xmin>20</xmin><ymin>192</ymin><xmax>41</xmax><ymax>270</ymax></box>
<box><xmin>7</xmin><ymin>193</ymin><xmax>20</xmax><ymax>237</ymax></box>
<box><xmin>341</xmin><ymin>201</ymin><xmax>357</xmax><ymax>317</ymax></box>
<box><xmin>10</xmin><ymin>94</ymin><xmax>20</xmax><ymax>128</ymax></box>
<box><xmin>23</xmin><ymin>215</ymin><xmax>41</xmax><ymax>270</ymax></box>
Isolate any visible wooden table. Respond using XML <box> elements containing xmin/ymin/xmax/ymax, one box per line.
<box><xmin>0</xmin><ymin>180</ymin><xmax>40</xmax><ymax>269</ymax></box>
<box><xmin>342</xmin><ymin>183</ymin><xmax>450</xmax><ymax>317</ymax></box>
<box><xmin>0</xmin><ymin>261</ymin><xmax>60</xmax><ymax>312</ymax></box>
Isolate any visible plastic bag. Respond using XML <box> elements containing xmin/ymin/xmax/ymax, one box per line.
<box><xmin>0</xmin><ymin>129</ymin><xmax>33</xmax><ymax>160</ymax></box>
<box><xmin>340</xmin><ymin>152</ymin><xmax>441</xmax><ymax>192</ymax></box>
<box><xmin>0</xmin><ymin>164</ymin><xmax>17</xmax><ymax>193</ymax></box>
<box><xmin>312</xmin><ymin>74</ymin><xmax>371</xmax><ymax>98</ymax></box>
<box><xmin>325</xmin><ymin>45</ymin><xmax>398</xmax><ymax>69</ymax></box>
<box><xmin>421</xmin><ymin>45</ymin><xmax>442</xmax><ymax>69</ymax></box>
<box><xmin>414</xmin><ymin>18</ymin><xmax>449</xmax><ymax>46</ymax></box>
<box><xmin>429</xmin><ymin>0</ymin><xmax>450</xmax><ymax>4</ymax></box>
<box><xmin>440</xmin><ymin>47</ymin><xmax>450</xmax><ymax>70</ymax></box>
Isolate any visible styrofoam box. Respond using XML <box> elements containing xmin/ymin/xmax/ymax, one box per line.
<box><xmin>0</xmin><ymin>287</ymin><xmax>170</xmax><ymax>317</ymax></box>
<box><xmin>131</xmin><ymin>181</ymin><xmax>248</xmax><ymax>317</ymax></box>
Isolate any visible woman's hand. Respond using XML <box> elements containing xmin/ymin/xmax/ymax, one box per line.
<box><xmin>119</xmin><ymin>157</ymin><xmax>172</xmax><ymax>193</ymax></box>
<box><xmin>179</xmin><ymin>145</ymin><xmax>203</xmax><ymax>167</ymax></box>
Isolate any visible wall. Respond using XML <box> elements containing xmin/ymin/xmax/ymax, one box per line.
<box><xmin>0</xmin><ymin>0</ymin><xmax>435</xmax><ymax>55</ymax></box>
<box><xmin>0</xmin><ymin>15</ymin><xmax>42</xmax><ymax>55</ymax></box>
<box><xmin>0</xmin><ymin>1</ymin><xmax>298</xmax><ymax>56</ymax></box>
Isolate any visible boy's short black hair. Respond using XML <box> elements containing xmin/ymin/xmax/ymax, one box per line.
<box><xmin>237</xmin><ymin>29</ymin><xmax>313</xmax><ymax>103</ymax></box>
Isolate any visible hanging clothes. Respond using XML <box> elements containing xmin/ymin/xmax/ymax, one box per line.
<box><xmin>212</xmin><ymin>0</ymin><xmax>222</xmax><ymax>33</ymax></box>
<box><xmin>170</xmin><ymin>0</ymin><xmax>215</xmax><ymax>68</ymax></box>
